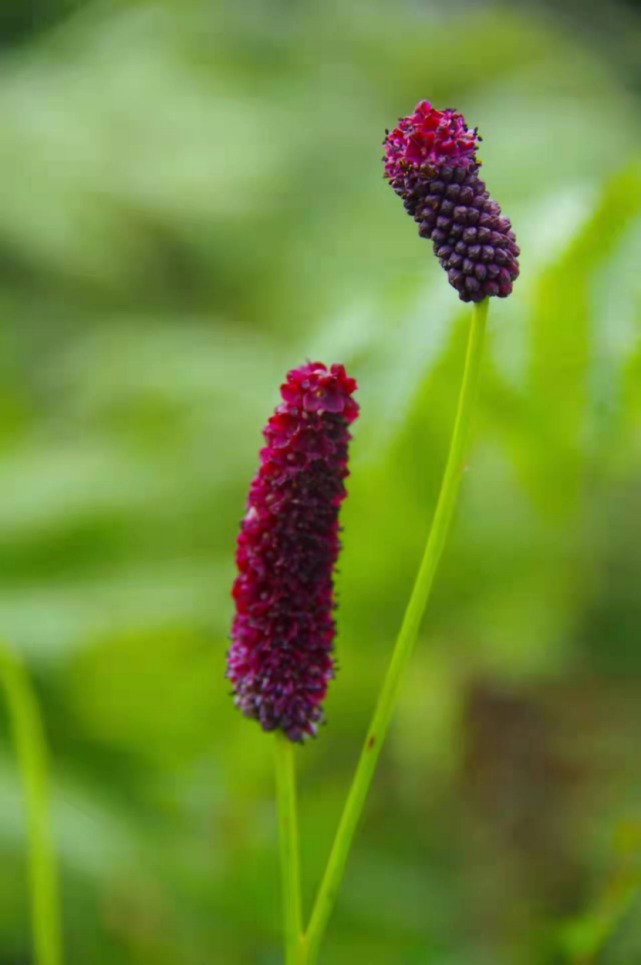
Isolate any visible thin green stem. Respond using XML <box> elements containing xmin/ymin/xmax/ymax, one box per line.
<box><xmin>0</xmin><ymin>641</ymin><xmax>63</xmax><ymax>965</ymax></box>
<box><xmin>299</xmin><ymin>300</ymin><xmax>489</xmax><ymax>965</ymax></box>
<box><xmin>274</xmin><ymin>732</ymin><xmax>303</xmax><ymax>964</ymax></box>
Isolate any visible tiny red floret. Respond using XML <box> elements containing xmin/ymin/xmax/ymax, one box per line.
<box><xmin>227</xmin><ymin>362</ymin><xmax>359</xmax><ymax>742</ymax></box>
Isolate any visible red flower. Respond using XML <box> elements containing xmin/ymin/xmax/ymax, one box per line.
<box><xmin>227</xmin><ymin>363</ymin><xmax>359</xmax><ymax>742</ymax></box>
<box><xmin>384</xmin><ymin>101</ymin><xmax>479</xmax><ymax>181</ymax></box>
<box><xmin>384</xmin><ymin>101</ymin><xmax>519</xmax><ymax>302</ymax></box>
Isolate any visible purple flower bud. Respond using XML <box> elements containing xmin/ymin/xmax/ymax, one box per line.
<box><xmin>227</xmin><ymin>362</ymin><xmax>359</xmax><ymax>742</ymax></box>
<box><xmin>384</xmin><ymin>101</ymin><xmax>520</xmax><ymax>302</ymax></box>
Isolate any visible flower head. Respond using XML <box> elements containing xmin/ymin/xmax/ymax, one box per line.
<box><xmin>228</xmin><ymin>362</ymin><xmax>359</xmax><ymax>742</ymax></box>
<box><xmin>383</xmin><ymin>100</ymin><xmax>519</xmax><ymax>302</ymax></box>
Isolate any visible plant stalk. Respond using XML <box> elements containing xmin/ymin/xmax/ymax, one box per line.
<box><xmin>299</xmin><ymin>299</ymin><xmax>489</xmax><ymax>964</ymax></box>
<box><xmin>274</xmin><ymin>731</ymin><xmax>303</xmax><ymax>964</ymax></box>
<box><xmin>0</xmin><ymin>641</ymin><xmax>63</xmax><ymax>965</ymax></box>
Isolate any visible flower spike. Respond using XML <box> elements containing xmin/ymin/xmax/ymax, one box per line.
<box><xmin>384</xmin><ymin>100</ymin><xmax>519</xmax><ymax>301</ymax></box>
<box><xmin>228</xmin><ymin>362</ymin><xmax>359</xmax><ymax>742</ymax></box>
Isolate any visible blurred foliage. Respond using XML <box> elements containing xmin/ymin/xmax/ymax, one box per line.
<box><xmin>1</xmin><ymin>0</ymin><xmax>641</xmax><ymax>963</ymax></box>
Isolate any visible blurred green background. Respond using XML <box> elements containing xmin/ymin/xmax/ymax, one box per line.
<box><xmin>2</xmin><ymin>1</ymin><xmax>641</xmax><ymax>962</ymax></box>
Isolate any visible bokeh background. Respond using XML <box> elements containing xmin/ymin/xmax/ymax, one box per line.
<box><xmin>2</xmin><ymin>0</ymin><xmax>641</xmax><ymax>962</ymax></box>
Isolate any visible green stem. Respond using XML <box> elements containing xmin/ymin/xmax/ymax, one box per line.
<box><xmin>300</xmin><ymin>300</ymin><xmax>489</xmax><ymax>965</ymax></box>
<box><xmin>274</xmin><ymin>732</ymin><xmax>303</xmax><ymax>964</ymax></box>
<box><xmin>0</xmin><ymin>641</ymin><xmax>63</xmax><ymax>965</ymax></box>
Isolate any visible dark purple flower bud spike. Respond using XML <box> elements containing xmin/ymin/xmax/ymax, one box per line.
<box><xmin>384</xmin><ymin>101</ymin><xmax>519</xmax><ymax>301</ymax></box>
<box><xmin>228</xmin><ymin>362</ymin><xmax>359</xmax><ymax>743</ymax></box>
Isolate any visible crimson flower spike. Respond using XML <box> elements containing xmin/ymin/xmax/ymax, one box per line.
<box><xmin>384</xmin><ymin>100</ymin><xmax>520</xmax><ymax>301</ymax></box>
<box><xmin>227</xmin><ymin>362</ymin><xmax>359</xmax><ymax>742</ymax></box>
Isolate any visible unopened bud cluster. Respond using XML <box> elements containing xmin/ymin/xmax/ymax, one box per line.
<box><xmin>384</xmin><ymin>101</ymin><xmax>519</xmax><ymax>301</ymax></box>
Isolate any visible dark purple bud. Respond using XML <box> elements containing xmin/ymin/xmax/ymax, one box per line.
<box><xmin>383</xmin><ymin>100</ymin><xmax>520</xmax><ymax>302</ymax></box>
<box><xmin>227</xmin><ymin>362</ymin><xmax>359</xmax><ymax>742</ymax></box>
